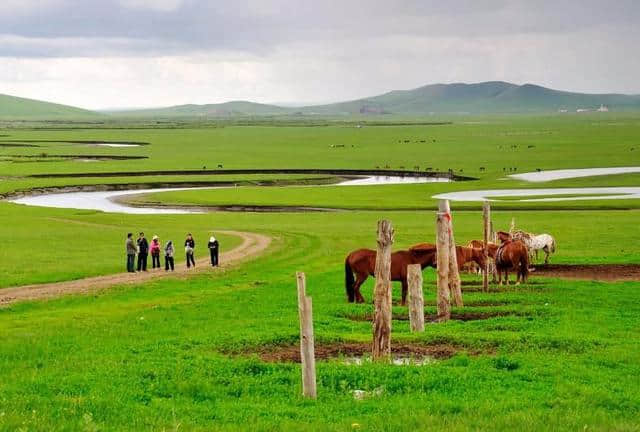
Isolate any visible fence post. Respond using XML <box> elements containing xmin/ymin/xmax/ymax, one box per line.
<box><xmin>439</xmin><ymin>199</ymin><xmax>463</xmax><ymax>307</ymax></box>
<box><xmin>372</xmin><ymin>219</ymin><xmax>394</xmax><ymax>360</ymax></box>
<box><xmin>483</xmin><ymin>201</ymin><xmax>491</xmax><ymax>292</ymax></box>
<box><xmin>296</xmin><ymin>272</ymin><xmax>316</xmax><ymax>399</ymax></box>
<box><xmin>436</xmin><ymin>212</ymin><xmax>451</xmax><ymax>321</ymax></box>
<box><xmin>407</xmin><ymin>264</ymin><xmax>425</xmax><ymax>332</ymax></box>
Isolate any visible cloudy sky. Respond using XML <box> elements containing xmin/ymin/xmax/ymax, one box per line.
<box><xmin>1</xmin><ymin>0</ymin><xmax>639</xmax><ymax>109</ymax></box>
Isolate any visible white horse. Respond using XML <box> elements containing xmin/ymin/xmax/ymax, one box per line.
<box><xmin>512</xmin><ymin>231</ymin><xmax>556</xmax><ymax>264</ymax></box>
<box><xmin>529</xmin><ymin>234</ymin><xmax>556</xmax><ymax>264</ymax></box>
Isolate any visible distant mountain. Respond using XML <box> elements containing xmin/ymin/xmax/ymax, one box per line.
<box><xmin>5</xmin><ymin>82</ymin><xmax>640</xmax><ymax>120</ymax></box>
<box><xmin>113</xmin><ymin>82</ymin><xmax>640</xmax><ymax>118</ymax></box>
<box><xmin>297</xmin><ymin>81</ymin><xmax>640</xmax><ymax>115</ymax></box>
<box><xmin>0</xmin><ymin>93</ymin><xmax>99</xmax><ymax>119</ymax></box>
<box><xmin>115</xmin><ymin>100</ymin><xmax>289</xmax><ymax>117</ymax></box>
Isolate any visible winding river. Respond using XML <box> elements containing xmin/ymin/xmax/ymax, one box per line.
<box><xmin>8</xmin><ymin>167</ymin><xmax>640</xmax><ymax>214</ymax></box>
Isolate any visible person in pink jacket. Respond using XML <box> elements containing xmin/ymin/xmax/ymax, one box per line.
<box><xmin>150</xmin><ymin>235</ymin><xmax>162</xmax><ymax>269</ymax></box>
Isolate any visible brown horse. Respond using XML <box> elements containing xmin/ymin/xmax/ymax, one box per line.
<box><xmin>467</xmin><ymin>240</ymin><xmax>499</xmax><ymax>258</ymax></box>
<box><xmin>455</xmin><ymin>246</ymin><xmax>488</xmax><ymax>271</ymax></box>
<box><xmin>345</xmin><ymin>244</ymin><xmax>437</xmax><ymax>305</ymax></box>
<box><xmin>494</xmin><ymin>233</ymin><xmax>529</xmax><ymax>285</ymax></box>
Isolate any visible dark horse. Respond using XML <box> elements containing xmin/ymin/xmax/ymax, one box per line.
<box><xmin>344</xmin><ymin>244</ymin><xmax>437</xmax><ymax>305</ymax></box>
<box><xmin>495</xmin><ymin>231</ymin><xmax>529</xmax><ymax>285</ymax></box>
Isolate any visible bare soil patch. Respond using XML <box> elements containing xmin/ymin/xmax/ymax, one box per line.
<box><xmin>533</xmin><ymin>264</ymin><xmax>640</xmax><ymax>281</ymax></box>
<box><xmin>343</xmin><ymin>310</ymin><xmax>523</xmax><ymax>322</ymax></box>
<box><xmin>251</xmin><ymin>342</ymin><xmax>463</xmax><ymax>363</ymax></box>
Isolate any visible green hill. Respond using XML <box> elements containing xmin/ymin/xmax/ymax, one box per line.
<box><xmin>115</xmin><ymin>100</ymin><xmax>289</xmax><ymax>118</ymax></box>
<box><xmin>299</xmin><ymin>81</ymin><xmax>640</xmax><ymax>115</ymax></box>
<box><xmin>0</xmin><ymin>93</ymin><xmax>100</xmax><ymax>120</ymax></box>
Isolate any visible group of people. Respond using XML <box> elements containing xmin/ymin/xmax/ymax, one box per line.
<box><xmin>125</xmin><ymin>232</ymin><xmax>220</xmax><ymax>273</ymax></box>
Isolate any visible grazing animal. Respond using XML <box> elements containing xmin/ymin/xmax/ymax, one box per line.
<box><xmin>217</xmin><ymin>164</ymin><xmax>223</xmax><ymax>168</ymax></box>
<box><xmin>494</xmin><ymin>233</ymin><xmax>529</xmax><ymax>285</ymax></box>
<box><xmin>479</xmin><ymin>167</ymin><xmax>486</xmax><ymax>172</ymax></box>
<box><xmin>465</xmin><ymin>240</ymin><xmax>499</xmax><ymax>275</ymax></box>
<box><xmin>344</xmin><ymin>244</ymin><xmax>437</xmax><ymax>305</ymax></box>
<box><xmin>455</xmin><ymin>246</ymin><xmax>488</xmax><ymax>271</ymax></box>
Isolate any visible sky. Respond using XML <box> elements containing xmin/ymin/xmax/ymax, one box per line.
<box><xmin>0</xmin><ymin>0</ymin><xmax>639</xmax><ymax>110</ymax></box>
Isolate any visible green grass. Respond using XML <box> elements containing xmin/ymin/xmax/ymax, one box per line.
<box><xmin>1</xmin><ymin>218</ymin><xmax>639</xmax><ymax>430</ymax></box>
<box><xmin>1</xmin><ymin>113</ymin><xmax>640</xmax><ymax>430</ymax></box>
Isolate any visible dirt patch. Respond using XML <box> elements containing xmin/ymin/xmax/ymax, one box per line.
<box><xmin>534</xmin><ymin>264</ymin><xmax>640</xmax><ymax>281</ymax></box>
<box><xmin>3</xmin><ymin>154</ymin><xmax>147</xmax><ymax>161</ymax></box>
<box><xmin>0</xmin><ymin>143</ymin><xmax>40</xmax><ymax>147</ymax></box>
<box><xmin>252</xmin><ymin>342</ymin><xmax>462</xmax><ymax>363</ymax></box>
<box><xmin>344</xmin><ymin>310</ymin><xmax>522</xmax><ymax>322</ymax></box>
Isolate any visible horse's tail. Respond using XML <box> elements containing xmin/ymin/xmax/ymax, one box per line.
<box><xmin>519</xmin><ymin>250</ymin><xmax>529</xmax><ymax>282</ymax></box>
<box><xmin>550</xmin><ymin>237</ymin><xmax>557</xmax><ymax>253</ymax></box>
<box><xmin>345</xmin><ymin>257</ymin><xmax>355</xmax><ymax>302</ymax></box>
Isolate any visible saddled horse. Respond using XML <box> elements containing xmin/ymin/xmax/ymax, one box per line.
<box><xmin>345</xmin><ymin>243</ymin><xmax>437</xmax><ymax>305</ymax></box>
<box><xmin>495</xmin><ymin>231</ymin><xmax>529</xmax><ymax>285</ymax></box>
<box><xmin>512</xmin><ymin>230</ymin><xmax>557</xmax><ymax>264</ymax></box>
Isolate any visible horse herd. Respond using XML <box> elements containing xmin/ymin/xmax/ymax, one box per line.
<box><xmin>344</xmin><ymin>229</ymin><xmax>556</xmax><ymax>305</ymax></box>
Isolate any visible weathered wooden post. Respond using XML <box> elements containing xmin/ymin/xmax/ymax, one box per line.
<box><xmin>482</xmin><ymin>201</ymin><xmax>491</xmax><ymax>292</ymax></box>
<box><xmin>407</xmin><ymin>264</ymin><xmax>425</xmax><ymax>332</ymax></box>
<box><xmin>372</xmin><ymin>219</ymin><xmax>394</xmax><ymax>360</ymax></box>
<box><xmin>296</xmin><ymin>271</ymin><xmax>316</xmax><ymax>399</ymax></box>
<box><xmin>436</xmin><ymin>212</ymin><xmax>451</xmax><ymax>321</ymax></box>
<box><xmin>439</xmin><ymin>199</ymin><xmax>463</xmax><ymax>307</ymax></box>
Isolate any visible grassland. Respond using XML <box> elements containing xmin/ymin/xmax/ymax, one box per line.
<box><xmin>0</xmin><ymin>113</ymin><xmax>639</xmax><ymax>430</ymax></box>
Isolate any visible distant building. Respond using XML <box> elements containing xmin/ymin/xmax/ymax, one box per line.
<box><xmin>597</xmin><ymin>104</ymin><xmax>609</xmax><ymax>112</ymax></box>
<box><xmin>558</xmin><ymin>109</ymin><xmax>568</xmax><ymax>113</ymax></box>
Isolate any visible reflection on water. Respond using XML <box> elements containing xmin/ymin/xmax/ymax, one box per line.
<box><xmin>338</xmin><ymin>175</ymin><xmax>450</xmax><ymax>186</ymax></box>
<box><xmin>510</xmin><ymin>167</ymin><xmax>640</xmax><ymax>182</ymax></box>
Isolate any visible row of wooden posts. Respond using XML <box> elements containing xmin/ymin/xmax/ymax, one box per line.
<box><xmin>296</xmin><ymin>199</ymin><xmax>493</xmax><ymax>398</ymax></box>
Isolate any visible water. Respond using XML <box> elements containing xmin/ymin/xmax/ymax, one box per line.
<box><xmin>434</xmin><ymin>187</ymin><xmax>640</xmax><ymax>202</ymax></box>
<box><xmin>90</xmin><ymin>143</ymin><xmax>141</xmax><ymax>148</ymax></box>
<box><xmin>510</xmin><ymin>167</ymin><xmax>640</xmax><ymax>182</ymax></box>
<box><xmin>8</xmin><ymin>176</ymin><xmax>448</xmax><ymax>214</ymax></box>
<box><xmin>337</xmin><ymin>176</ymin><xmax>450</xmax><ymax>186</ymax></box>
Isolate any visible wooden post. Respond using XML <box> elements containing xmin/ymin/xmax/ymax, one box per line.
<box><xmin>439</xmin><ymin>200</ymin><xmax>463</xmax><ymax>307</ymax></box>
<box><xmin>482</xmin><ymin>201</ymin><xmax>491</xmax><ymax>292</ymax></box>
<box><xmin>407</xmin><ymin>264</ymin><xmax>424</xmax><ymax>332</ymax></box>
<box><xmin>296</xmin><ymin>272</ymin><xmax>316</xmax><ymax>399</ymax></box>
<box><xmin>372</xmin><ymin>219</ymin><xmax>394</xmax><ymax>360</ymax></box>
<box><xmin>436</xmin><ymin>212</ymin><xmax>451</xmax><ymax>321</ymax></box>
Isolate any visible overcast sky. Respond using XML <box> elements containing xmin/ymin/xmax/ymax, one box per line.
<box><xmin>1</xmin><ymin>0</ymin><xmax>639</xmax><ymax>109</ymax></box>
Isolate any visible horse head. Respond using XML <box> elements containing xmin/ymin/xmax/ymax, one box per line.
<box><xmin>472</xmin><ymin>247</ymin><xmax>489</xmax><ymax>268</ymax></box>
<box><xmin>409</xmin><ymin>243</ymin><xmax>437</xmax><ymax>268</ymax></box>
<box><xmin>496</xmin><ymin>231</ymin><xmax>512</xmax><ymax>243</ymax></box>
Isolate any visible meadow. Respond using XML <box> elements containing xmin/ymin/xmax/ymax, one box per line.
<box><xmin>0</xmin><ymin>113</ymin><xmax>639</xmax><ymax>430</ymax></box>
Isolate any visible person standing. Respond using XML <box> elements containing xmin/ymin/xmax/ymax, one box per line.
<box><xmin>208</xmin><ymin>235</ymin><xmax>219</xmax><ymax>267</ymax></box>
<box><xmin>185</xmin><ymin>233</ymin><xmax>196</xmax><ymax>268</ymax></box>
<box><xmin>150</xmin><ymin>235</ymin><xmax>161</xmax><ymax>269</ymax></box>
<box><xmin>164</xmin><ymin>240</ymin><xmax>175</xmax><ymax>271</ymax></box>
<box><xmin>137</xmin><ymin>232</ymin><xmax>149</xmax><ymax>272</ymax></box>
<box><xmin>126</xmin><ymin>233</ymin><xmax>136</xmax><ymax>272</ymax></box>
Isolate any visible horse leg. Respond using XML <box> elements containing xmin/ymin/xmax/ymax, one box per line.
<box><xmin>401</xmin><ymin>280</ymin><xmax>408</xmax><ymax>306</ymax></box>
<box><xmin>353</xmin><ymin>275</ymin><xmax>367</xmax><ymax>303</ymax></box>
<box><xmin>505</xmin><ymin>270</ymin><xmax>509</xmax><ymax>285</ymax></box>
<box><xmin>543</xmin><ymin>246</ymin><xmax>550</xmax><ymax>264</ymax></box>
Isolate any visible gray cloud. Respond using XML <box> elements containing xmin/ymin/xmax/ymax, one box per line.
<box><xmin>1</xmin><ymin>0</ymin><xmax>638</xmax><ymax>57</ymax></box>
<box><xmin>0</xmin><ymin>0</ymin><xmax>639</xmax><ymax>108</ymax></box>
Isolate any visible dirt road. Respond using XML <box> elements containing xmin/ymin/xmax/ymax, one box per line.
<box><xmin>0</xmin><ymin>230</ymin><xmax>272</xmax><ymax>307</ymax></box>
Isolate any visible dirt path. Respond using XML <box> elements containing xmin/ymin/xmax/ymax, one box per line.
<box><xmin>0</xmin><ymin>230</ymin><xmax>272</xmax><ymax>307</ymax></box>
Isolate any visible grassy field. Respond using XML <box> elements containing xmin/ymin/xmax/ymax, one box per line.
<box><xmin>1</xmin><ymin>114</ymin><xmax>639</xmax><ymax>430</ymax></box>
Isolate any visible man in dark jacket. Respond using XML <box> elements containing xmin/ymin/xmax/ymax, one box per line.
<box><xmin>207</xmin><ymin>235</ymin><xmax>219</xmax><ymax>267</ymax></box>
<box><xmin>137</xmin><ymin>232</ymin><xmax>149</xmax><ymax>271</ymax></box>
<box><xmin>126</xmin><ymin>232</ymin><xmax>137</xmax><ymax>272</ymax></box>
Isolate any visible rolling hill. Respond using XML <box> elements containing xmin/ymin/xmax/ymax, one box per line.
<box><xmin>0</xmin><ymin>93</ymin><xmax>100</xmax><ymax>120</ymax></box>
<box><xmin>298</xmin><ymin>81</ymin><xmax>640</xmax><ymax>115</ymax></box>
<box><xmin>114</xmin><ymin>100</ymin><xmax>289</xmax><ymax>118</ymax></box>
<box><xmin>113</xmin><ymin>82</ymin><xmax>640</xmax><ymax>118</ymax></box>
